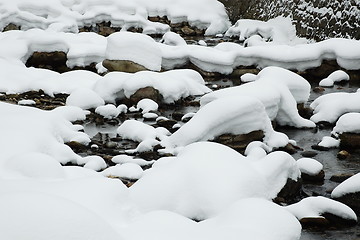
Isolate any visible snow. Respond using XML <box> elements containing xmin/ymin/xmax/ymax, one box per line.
<box><xmin>117</xmin><ymin>120</ymin><xmax>158</xmax><ymax>142</ymax></box>
<box><xmin>201</xmin><ymin>67</ymin><xmax>315</xmax><ymax>128</ymax></box>
<box><xmin>285</xmin><ymin>196</ymin><xmax>357</xmax><ymax>221</ymax></box>
<box><xmin>225</xmin><ymin>17</ymin><xmax>306</xmax><ymax>45</ymax></box>
<box><xmin>143</xmin><ymin>112</ymin><xmax>158</xmax><ymax>119</ymax></box>
<box><xmin>102</xmin><ymin>163</ymin><xmax>144</xmax><ymax>180</ymax></box>
<box><xmin>2</xmin><ymin>152</ymin><xmax>65</xmax><ymax>180</ymax></box>
<box><xmin>0</xmin><ymin>102</ymin><xmax>89</xmax><ymax>165</ymax></box>
<box><xmin>296</xmin><ymin>158</ymin><xmax>323</xmax><ymax>176</ymax></box>
<box><xmin>160</xmin><ymin>32</ymin><xmax>187</xmax><ymax>46</ymax></box>
<box><xmin>95</xmin><ymin>104</ymin><xmax>120</xmax><ymax>119</ymax></box>
<box><xmin>240</xmin><ymin>73</ymin><xmax>257</xmax><ymax>82</ymax></box>
<box><xmin>106</xmin><ymin>32</ymin><xmax>162</xmax><ymax>71</ymax></box>
<box><xmin>319</xmin><ymin>70</ymin><xmax>350</xmax><ymax>87</ymax></box>
<box><xmin>0</xmin><ymin>0</ymin><xmax>230</xmax><ymax>35</ymax></box>
<box><xmin>318</xmin><ymin>136</ymin><xmax>340</xmax><ymax>148</ymax></box>
<box><xmin>78</xmin><ymin>155</ymin><xmax>107</xmax><ymax>171</ymax></box>
<box><xmin>18</xmin><ymin>99</ymin><xmax>36</xmax><ymax>105</ymax></box>
<box><xmin>111</xmin><ymin>155</ymin><xmax>155</xmax><ymax>167</ymax></box>
<box><xmin>332</xmin><ymin>173</ymin><xmax>360</xmax><ymax>198</ymax></box>
<box><xmin>332</xmin><ymin>112</ymin><xmax>360</xmax><ymax>136</ymax></box>
<box><xmin>162</xmin><ymin>96</ymin><xmax>289</xmax><ymax>150</ymax></box>
<box><xmin>66</xmin><ymin>88</ymin><xmax>105</xmax><ymax>109</ymax></box>
<box><xmin>0</xmin><ymin>192</ymin><xmax>123</xmax><ymax>240</ymax></box>
<box><xmin>136</xmin><ymin>98</ymin><xmax>158</xmax><ymax>114</ymax></box>
<box><xmin>130</xmin><ymin>142</ymin><xmax>300</xmax><ymax>219</ymax></box>
<box><xmin>310</xmin><ymin>91</ymin><xmax>360</xmax><ymax>123</ymax></box>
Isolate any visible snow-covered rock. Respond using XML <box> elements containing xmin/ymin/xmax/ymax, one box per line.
<box><xmin>94</xmin><ymin>69</ymin><xmax>211</xmax><ymax>104</ymax></box>
<box><xmin>0</xmin><ymin>0</ymin><xmax>230</xmax><ymax>35</ymax></box>
<box><xmin>95</xmin><ymin>104</ymin><xmax>120</xmax><ymax>119</ymax></box>
<box><xmin>136</xmin><ymin>99</ymin><xmax>159</xmax><ymax>114</ymax></box>
<box><xmin>296</xmin><ymin>158</ymin><xmax>323</xmax><ymax>176</ymax></box>
<box><xmin>285</xmin><ymin>196</ymin><xmax>357</xmax><ymax>225</ymax></box>
<box><xmin>332</xmin><ymin>112</ymin><xmax>360</xmax><ymax>136</ymax></box>
<box><xmin>102</xmin><ymin>163</ymin><xmax>144</xmax><ymax>180</ymax></box>
<box><xmin>105</xmin><ymin>32</ymin><xmax>162</xmax><ymax>72</ymax></box>
<box><xmin>201</xmin><ymin>67</ymin><xmax>315</xmax><ymax>128</ymax></box>
<box><xmin>160</xmin><ymin>32</ymin><xmax>187</xmax><ymax>46</ymax></box>
<box><xmin>225</xmin><ymin>17</ymin><xmax>305</xmax><ymax>45</ymax></box>
<box><xmin>318</xmin><ymin>136</ymin><xmax>340</xmax><ymax>148</ymax></box>
<box><xmin>310</xmin><ymin>91</ymin><xmax>360</xmax><ymax>124</ymax></box>
<box><xmin>319</xmin><ymin>70</ymin><xmax>350</xmax><ymax>87</ymax></box>
<box><xmin>163</xmin><ymin>96</ymin><xmax>289</xmax><ymax>150</ymax></box>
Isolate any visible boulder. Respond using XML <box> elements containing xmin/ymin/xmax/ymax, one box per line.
<box><xmin>333</xmin><ymin>192</ymin><xmax>360</xmax><ymax>214</ymax></box>
<box><xmin>339</xmin><ymin>133</ymin><xmax>360</xmax><ymax>149</ymax></box>
<box><xmin>129</xmin><ymin>87</ymin><xmax>163</xmax><ymax>104</ymax></box>
<box><xmin>102</xmin><ymin>59</ymin><xmax>148</xmax><ymax>73</ymax></box>
<box><xmin>213</xmin><ymin>130</ymin><xmax>264</xmax><ymax>153</ymax></box>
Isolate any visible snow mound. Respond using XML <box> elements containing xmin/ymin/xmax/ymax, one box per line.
<box><xmin>201</xmin><ymin>67</ymin><xmax>314</xmax><ymax>128</ymax></box>
<box><xmin>2</xmin><ymin>152</ymin><xmax>65</xmax><ymax>179</ymax></box>
<box><xmin>0</xmin><ymin>102</ymin><xmax>89</xmax><ymax>165</ymax></box>
<box><xmin>112</xmin><ymin>155</ymin><xmax>155</xmax><ymax>167</ymax></box>
<box><xmin>0</xmin><ymin>0</ymin><xmax>230</xmax><ymax>35</ymax></box>
<box><xmin>0</xmin><ymin>192</ymin><xmax>123</xmax><ymax>240</ymax></box>
<box><xmin>332</xmin><ymin>173</ymin><xmax>360</xmax><ymax>198</ymax></box>
<box><xmin>162</xmin><ymin>95</ymin><xmax>289</xmax><ymax>150</ymax></box>
<box><xmin>285</xmin><ymin>196</ymin><xmax>357</xmax><ymax>222</ymax></box>
<box><xmin>124</xmin><ymin>198</ymin><xmax>301</xmax><ymax>240</ymax></box>
<box><xmin>296</xmin><ymin>158</ymin><xmax>323</xmax><ymax>176</ymax></box>
<box><xmin>118</xmin><ymin>120</ymin><xmax>165</xmax><ymax>142</ymax></box>
<box><xmin>66</xmin><ymin>88</ymin><xmax>105</xmax><ymax>109</ymax></box>
<box><xmin>332</xmin><ymin>112</ymin><xmax>360</xmax><ymax>137</ymax></box>
<box><xmin>130</xmin><ymin>142</ymin><xmax>300</xmax><ymax>220</ymax></box>
<box><xmin>106</xmin><ymin>32</ymin><xmax>162</xmax><ymax>71</ymax></box>
<box><xmin>310</xmin><ymin>91</ymin><xmax>360</xmax><ymax>123</ymax></box>
<box><xmin>225</xmin><ymin>17</ymin><xmax>304</xmax><ymax>45</ymax></box>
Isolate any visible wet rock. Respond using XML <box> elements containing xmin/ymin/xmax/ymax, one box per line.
<box><xmin>26</xmin><ymin>51</ymin><xmax>69</xmax><ymax>73</ymax></box>
<box><xmin>129</xmin><ymin>87</ymin><xmax>163</xmax><ymax>104</ymax></box>
<box><xmin>337</xmin><ymin>150</ymin><xmax>350</xmax><ymax>160</ymax></box>
<box><xmin>339</xmin><ymin>133</ymin><xmax>360</xmax><ymax>149</ymax></box>
<box><xmin>299</xmin><ymin>217</ymin><xmax>329</xmax><ymax>228</ymax></box>
<box><xmin>330</xmin><ymin>173</ymin><xmax>355</xmax><ymax>183</ymax></box>
<box><xmin>276</xmin><ymin>178</ymin><xmax>302</xmax><ymax>203</ymax></box>
<box><xmin>102</xmin><ymin>59</ymin><xmax>148</xmax><ymax>73</ymax></box>
<box><xmin>213</xmin><ymin>130</ymin><xmax>264</xmax><ymax>153</ymax></box>
<box><xmin>172</xmin><ymin>112</ymin><xmax>184</xmax><ymax>121</ymax></box>
<box><xmin>181</xmin><ymin>26</ymin><xmax>196</xmax><ymax>36</ymax></box>
<box><xmin>313</xmin><ymin>86</ymin><xmax>325</xmax><ymax>93</ymax></box>
<box><xmin>311</xmin><ymin>144</ymin><xmax>330</xmax><ymax>151</ymax></box>
<box><xmin>277</xmin><ymin>143</ymin><xmax>299</xmax><ymax>155</ymax></box>
<box><xmin>301</xmin><ymin>170</ymin><xmax>325</xmax><ymax>183</ymax></box>
<box><xmin>157</xmin><ymin>119</ymin><xmax>177</xmax><ymax>130</ymax></box>
<box><xmin>333</xmin><ymin>192</ymin><xmax>360</xmax><ymax>214</ymax></box>
<box><xmin>3</xmin><ymin>23</ymin><xmax>20</xmax><ymax>31</ymax></box>
<box><xmin>65</xmin><ymin>141</ymin><xmax>88</xmax><ymax>152</ymax></box>
<box><xmin>301</xmin><ymin>151</ymin><xmax>318</xmax><ymax>158</ymax></box>
<box><xmin>105</xmin><ymin>141</ymin><xmax>118</xmax><ymax>149</ymax></box>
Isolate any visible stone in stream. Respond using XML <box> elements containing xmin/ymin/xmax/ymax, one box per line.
<box><xmin>333</xmin><ymin>192</ymin><xmax>360</xmax><ymax>215</ymax></box>
<box><xmin>339</xmin><ymin>133</ymin><xmax>360</xmax><ymax>149</ymax></box>
<box><xmin>26</xmin><ymin>51</ymin><xmax>69</xmax><ymax>73</ymax></box>
<box><xmin>300</xmin><ymin>150</ymin><xmax>318</xmax><ymax>158</ymax></box>
<box><xmin>330</xmin><ymin>173</ymin><xmax>355</xmax><ymax>183</ymax></box>
<box><xmin>129</xmin><ymin>87</ymin><xmax>163</xmax><ymax>104</ymax></box>
<box><xmin>102</xmin><ymin>59</ymin><xmax>148</xmax><ymax>73</ymax></box>
<box><xmin>213</xmin><ymin>130</ymin><xmax>264</xmax><ymax>154</ymax></box>
<box><xmin>337</xmin><ymin>150</ymin><xmax>350</xmax><ymax>160</ymax></box>
<box><xmin>301</xmin><ymin>170</ymin><xmax>325</xmax><ymax>184</ymax></box>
